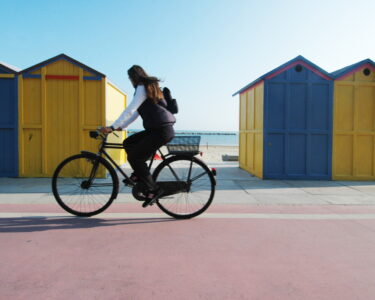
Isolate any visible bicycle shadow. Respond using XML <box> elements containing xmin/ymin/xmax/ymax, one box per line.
<box><xmin>0</xmin><ymin>216</ymin><xmax>178</xmax><ymax>233</ymax></box>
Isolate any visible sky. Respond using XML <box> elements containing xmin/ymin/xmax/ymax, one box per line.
<box><xmin>1</xmin><ymin>0</ymin><xmax>374</xmax><ymax>131</ymax></box>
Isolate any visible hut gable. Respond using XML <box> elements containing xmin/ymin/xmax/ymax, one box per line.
<box><xmin>20</xmin><ymin>54</ymin><xmax>105</xmax><ymax>79</ymax></box>
<box><xmin>233</xmin><ymin>55</ymin><xmax>332</xmax><ymax>96</ymax></box>
<box><xmin>331</xmin><ymin>59</ymin><xmax>375</xmax><ymax>81</ymax></box>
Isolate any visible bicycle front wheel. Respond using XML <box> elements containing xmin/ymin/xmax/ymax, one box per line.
<box><xmin>52</xmin><ymin>153</ymin><xmax>119</xmax><ymax>217</ymax></box>
<box><xmin>153</xmin><ymin>156</ymin><xmax>215</xmax><ymax>219</ymax></box>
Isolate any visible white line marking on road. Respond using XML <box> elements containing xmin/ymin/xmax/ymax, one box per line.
<box><xmin>1</xmin><ymin>212</ymin><xmax>375</xmax><ymax>220</ymax></box>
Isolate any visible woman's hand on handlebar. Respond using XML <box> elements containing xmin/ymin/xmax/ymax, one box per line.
<box><xmin>99</xmin><ymin>127</ymin><xmax>113</xmax><ymax>134</ymax></box>
<box><xmin>99</xmin><ymin>126</ymin><xmax>122</xmax><ymax>134</ymax></box>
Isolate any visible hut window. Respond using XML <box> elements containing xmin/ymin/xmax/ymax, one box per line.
<box><xmin>295</xmin><ymin>64</ymin><xmax>303</xmax><ymax>72</ymax></box>
<box><xmin>363</xmin><ymin>68</ymin><xmax>371</xmax><ymax>76</ymax></box>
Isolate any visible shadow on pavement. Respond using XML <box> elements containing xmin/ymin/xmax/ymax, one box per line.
<box><xmin>0</xmin><ymin>216</ymin><xmax>177</xmax><ymax>233</ymax></box>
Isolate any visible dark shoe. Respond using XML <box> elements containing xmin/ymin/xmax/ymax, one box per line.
<box><xmin>142</xmin><ymin>188</ymin><xmax>164</xmax><ymax>208</ymax></box>
<box><xmin>123</xmin><ymin>174</ymin><xmax>138</xmax><ymax>187</ymax></box>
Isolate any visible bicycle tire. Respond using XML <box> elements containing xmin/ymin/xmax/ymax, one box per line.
<box><xmin>152</xmin><ymin>155</ymin><xmax>215</xmax><ymax>219</ymax></box>
<box><xmin>52</xmin><ymin>153</ymin><xmax>119</xmax><ymax>217</ymax></box>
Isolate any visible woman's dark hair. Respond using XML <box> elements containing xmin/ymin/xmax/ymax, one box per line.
<box><xmin>127</xmin><ymin>65</ymin><xmax>163</xmax><ymax>103</ymax></box>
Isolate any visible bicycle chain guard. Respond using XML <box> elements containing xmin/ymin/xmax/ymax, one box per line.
<box><xmin>132</xmin><ymin>181</ymin><xmax>188</xmax><ymax>201</ymax></box>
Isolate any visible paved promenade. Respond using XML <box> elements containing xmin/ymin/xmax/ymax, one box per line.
<box><xmin>1</xmin><ymin>162</ymin><xmax>375</xmax><ymax>299</ymax></box>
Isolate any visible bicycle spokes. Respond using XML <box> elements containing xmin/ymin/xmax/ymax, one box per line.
<box><xmin>153</xmin><ymin>157</ymin><xmax>215</xmax><ymax>219</ymax></box>
<box><xmin>52</xmin><ymin>154</ymin><xmax>118</xmax><ymax>217</ymax></box>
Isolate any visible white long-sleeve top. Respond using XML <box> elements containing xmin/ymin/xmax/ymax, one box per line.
<box><xmin>112</xmin><ymin>85</ymin><xmax>147</xmax><ymax>129</ymax></box>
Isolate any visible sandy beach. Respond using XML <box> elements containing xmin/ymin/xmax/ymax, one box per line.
<box><xmin>199</xmin><ymin>145</ymin><xmax>238</xmax><ymax>162</ymax></box>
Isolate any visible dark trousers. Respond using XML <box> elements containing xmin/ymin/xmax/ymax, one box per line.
<box><xmin>123</xmin><ymin>125</ymin><xmax>175</xmax><ymax>191</ymax></box>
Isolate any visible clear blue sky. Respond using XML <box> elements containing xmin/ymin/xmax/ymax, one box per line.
<box><xmin>1</xmin><ymin>0</ymin><xmax>374</xmax><ymax>131</ymax></box>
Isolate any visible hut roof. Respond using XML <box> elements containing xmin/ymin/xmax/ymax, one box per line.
<box><xmin>0</xmin><ymin>61</ymin><xmax>20</xmax><ymax>73</ymax></box>
<box><xmin>232</xmin><ymin>55</ymin><xmax>332</xmax><ymax>96</ymax></box>
<box><xmin>20</xmin><ymin>53</ymin><xmax>105</xmax><ymax>77</ymax></box>
<box><xmin>330</xmin><ymin>58</ymin><xmax>375</xmax><ymax>79</ymax></box>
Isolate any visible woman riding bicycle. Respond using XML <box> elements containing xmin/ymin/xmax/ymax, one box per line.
<box><xmin>100</xmin><ymin>65</ymin><xmax>176</xmax><ymax>206</ymax></box>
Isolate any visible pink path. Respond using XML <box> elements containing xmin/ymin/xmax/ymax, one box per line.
<box><xmin>1</xmin><ymin>205</ymin><xmax>375</xmax><ymax>299</ymax></box>
<box><xmin>3</xmin><ymin>202</ymin><xmax>375</xmax><ymax>214</ymax></box>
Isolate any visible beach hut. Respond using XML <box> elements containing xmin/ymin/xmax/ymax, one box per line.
<box><xmin>18</xmin><ymin>54</ymin><xmax>126</xmax><ymax>177</ymax></box>
<box><xmin>0</xmin><ymin>62</ymin><xmax>19</xmax><ymax>177</ymax></box>
<box><xmin>233</xmin><ymin>55</ymin><xmax>333</xmax><ymax>179</ymax></box>
<box><xmin>332</xmin><ymin>59</ymin><xmax>375</xmax><ymax>180</ymax></box>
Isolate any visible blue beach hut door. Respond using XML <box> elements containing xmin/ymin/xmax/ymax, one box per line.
<box><xmin>263</xmin><ymin>64</ymin><xmax>333</xmax><ymax>179</ymax></box>
<box><xmin>0</xmin><ymin>67</ymin><xmax>18</xmax><ymax>177</ymax></box>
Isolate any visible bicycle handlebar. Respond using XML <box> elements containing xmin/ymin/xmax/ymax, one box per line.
<box><xmin>89</xmin><ymin>127</ymin><xmax>119</xmax><ymax>140</ymax></box>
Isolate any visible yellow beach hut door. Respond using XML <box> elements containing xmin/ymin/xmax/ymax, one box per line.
<box><xmin>45</xmin><ymin>77</ymin><xmax>80</xmax><ymax>175</ymax></box>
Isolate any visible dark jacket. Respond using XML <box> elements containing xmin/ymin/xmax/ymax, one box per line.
<box><xmin>137</xmin><ymin>98</ymin><xmax>176</xmax><ymax>130</ymax></box>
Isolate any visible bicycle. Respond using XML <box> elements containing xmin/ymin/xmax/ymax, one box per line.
<box><xmin>52</xmin><ymin>130</ymin><xmax>217</xmax><ymax>219</ymax></box>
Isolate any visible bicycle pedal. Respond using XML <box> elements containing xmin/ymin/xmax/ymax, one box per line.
<box><xmin>142</xmin><ymin>189</ymin><xmax>163</xmax><ymax>208</ymax></box>
<box><xmin>142</xmin><ymin>199</ymin><xmax>154</xmax><ymax>208</ymax></box>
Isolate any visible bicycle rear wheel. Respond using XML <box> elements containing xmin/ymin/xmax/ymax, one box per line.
<box><xmin>153</xmin><ymin>156</ymin><xmax>215</xmax><ymax>219</ymax></box>
<box><xmin>52</xmin><ymin>153</ymin><xmax>119</xmax><ymax>217</ymax></box>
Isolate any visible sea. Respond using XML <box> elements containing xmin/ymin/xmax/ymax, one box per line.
<box><xmin>127</xmin><ymin>129</ymin><xmax>239</xmax><ymax>146</ymax></box>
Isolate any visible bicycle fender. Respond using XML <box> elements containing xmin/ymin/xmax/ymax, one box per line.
<box><xmin>80</xmin><ymin>151</ymin><xmax>100</xmax><ymax>158</ymax></box>
<box><xmin>191</xmin><ymin>156</ymin><xmax>217</xmax><ymax>186</ymax></box>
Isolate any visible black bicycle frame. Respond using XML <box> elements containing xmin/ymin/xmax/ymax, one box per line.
<box><xmin>96</xmin><ymin>138</ymin><xmax>170</xmax><ymax>182</ymax></box>
<box><xmin>92</xmin><ymin>132</ymin><xmax>200</xmax><ymax>185</ymax></box>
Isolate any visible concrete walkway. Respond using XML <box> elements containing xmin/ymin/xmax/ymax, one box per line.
<box><xmin>1</xmin><ymin>162</ymin><xmax>375</xmax><ymax>300</ymax></box>
<box><xmin>1</xmin><ymin>162</ymin><xmax>375</xmax><ymax>206</ymax></box>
